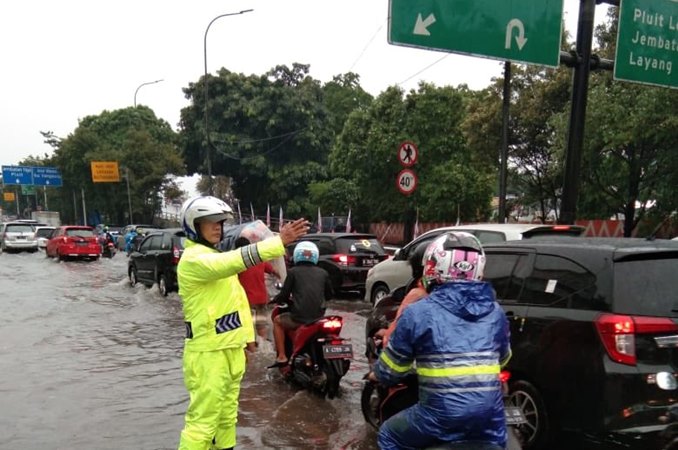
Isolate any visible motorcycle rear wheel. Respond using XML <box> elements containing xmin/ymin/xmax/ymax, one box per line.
<box><xmin>360</xmin><ymin>382</ymin><xmax>380</xmax><ymax>429</ymax></box>
<box><xmin>323</xmin><ymin>361</ymin><xmax>341</xmax><ymax>399</ymax></box>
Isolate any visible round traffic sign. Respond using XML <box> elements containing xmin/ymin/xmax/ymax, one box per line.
<box><xmin>398</xmin><ymin>141</ymin><xmax>418</xmax><ymax>167</ymax></box>
<box><xmin>396</xmin><ymin>169</ymin><xmax>418</xmax><ymax>195</ymax></box>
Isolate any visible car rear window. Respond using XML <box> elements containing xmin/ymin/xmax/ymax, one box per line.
<box><xmin>36</xmin><ymin>228</ymin><xmax>54</xmax><ymax>238</ymax></box>
<box><xmin>66</xmin><ymin>229</ymin><xmax>94</xmax><ymax>237</ymax></box>
<box><xmin>522</xmin><ymin>226</ymin><xmax>584</xmax><ymax>239</ymax></box>
<box><xmin>6</xmin><ymin>224</ymin><xmax>34</xmax><ymax>233</ymax></box>
<box><xmin>335</xmin><ymin>237</ymin><xmax>385</xmax><ymax>255</ymax></box>
<box><xmin>613</xmin><ymin>256</ymin><xmax>678</xmax><ymax>317</ymax></box>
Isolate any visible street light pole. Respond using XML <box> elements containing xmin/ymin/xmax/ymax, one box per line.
<box><xmin>134</xmin><ymin>79</ymin><xmax>164</xmax><ymax>107</ymax></box>
<box><xmin>203</xmin><ymin>9</ymin><xmax>253</xmax><ymax>195</ymax></box>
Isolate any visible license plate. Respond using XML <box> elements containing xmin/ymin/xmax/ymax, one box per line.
<box><xmin>17</xmin><ymin>236</ymin><xmax>26</xmax><ymax>240</ymax></box>
<box><xmin>504</xmin><ymin>406</ymin><xmax>527</xmax><ymax>425</ymax></box>
<box><xmin>323</xmin><ymin>343</ymin><xmax>353</xmax><ymax>359</ymax></box>
<box><xmin>363</xmin><ymin>258</ymin><xmax>378</xmax><ymax>267</ymax></box>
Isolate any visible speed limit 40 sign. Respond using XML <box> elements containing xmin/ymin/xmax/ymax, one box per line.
<box><xmin>396</xmin><ymin>169</ymin><xmax>417</xmax><ymax>195</ymax></box>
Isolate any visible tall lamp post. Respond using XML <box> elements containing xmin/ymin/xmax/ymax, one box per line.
<box><xmin>203</xmin><ymin>9</ymin><xmax>253</xmax><ymax>195</ymax></box>
<box><xmin>134</xmin><ymin>79</ymin><xmax>164</xmax><ymax>107</ymax></box>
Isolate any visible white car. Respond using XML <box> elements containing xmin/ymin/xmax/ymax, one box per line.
<box><xmin>0</xmin><ymin>222</ymin><xmax>39</xmax><ymax>252</ymax></box>
<box><xmin>35</xmin><ymin>226</ymin><xmax>56</xmax><ymax>250</ymax></box>
<box><xmin>364</xmin><ymin>223</ymin><xmax>584</xmax><ymax>304</ymax></box>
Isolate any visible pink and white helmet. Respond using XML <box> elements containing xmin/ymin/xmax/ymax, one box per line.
<box><xmin>422</xmin><ymin>232</ymin><xmax>486</xmax><ymax>291</ymax></box>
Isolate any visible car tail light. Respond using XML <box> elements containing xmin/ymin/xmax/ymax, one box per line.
<box><xmin>595</xmin><ymin>314</ymin><xmax>678</xmax><ymax>366</ymax></box>
<box><xmin>322</xmin><ymin>318</ymin><xmax>343</xmax><ymax>333</ymax></box>
<box><xmin>172</xmin><ymin>246</ymin><xmax>181</xmax><ymax>264</ymax></box>
<box><xmin>331</xmin><ymin>254</ymin><xmax>357</xmax><ymax>266</ymax></box>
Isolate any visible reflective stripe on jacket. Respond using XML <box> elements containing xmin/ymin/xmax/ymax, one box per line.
<box><xmin>178</xmin><ymin>236</ymin><xmax>285</xmax><ymax>352</ymax></box>
<box><xmin>374</xmin><ymin>281</ymin><xmax>511</xmax><ymax>427</ymax></box>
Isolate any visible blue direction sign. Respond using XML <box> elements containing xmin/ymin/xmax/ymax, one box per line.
<box><xmin>33</xmin><ymin>166</ymin><xmax>63</xmax><ymax>187</ymax></box>
<box><xmin>2</xmin><ymin>165</ymin><xmax>34</xmax><ymax>185</ymax></box>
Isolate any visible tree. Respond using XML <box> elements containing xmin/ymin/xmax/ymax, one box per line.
<box><xmin>330</xmin><ymin>83</ymin><xmax>494</xmax><ymax>226</ymax></box>
<box><xmin>579</xmin><ymin>80</ymin><xmax>678</xmax><ymax>235</ymax></box>
<box><xmin>51</xmin><ymin>106</ymin><xmax>184</xmax><ymax>225</ymax></box>
<box><xmin>574</xmin><ymin>8</ymin><xmax>678</xmax><ymax>236</ymax></box>
<box><xmin>322</xmin><ymin>72</ymin><xmax>373</xmax><ymax>137</ymax></box>
<box><xmin>179</xmin><ymin>64</ymin><xmax>334</xmax><ymax>217</ymax></box>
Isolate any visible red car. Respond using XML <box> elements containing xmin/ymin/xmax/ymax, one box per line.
<box><xmin>46</xmin><ymin>226</ymin><xmax>102</xmax><ymax>261</ymax></box>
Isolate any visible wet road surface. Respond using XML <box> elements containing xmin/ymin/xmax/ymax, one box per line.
<box><xmin>0</xmin><ymin>251</ymin><xmax>379</xmax><ymax>450</ymax></box>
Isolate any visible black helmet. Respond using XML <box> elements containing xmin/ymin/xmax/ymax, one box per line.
<box><xmin>408</xmin><ymin>241</ymin><xmax>430</xmax><ymax>280</ymax></box>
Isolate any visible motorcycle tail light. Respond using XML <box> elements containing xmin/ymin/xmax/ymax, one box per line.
<box><xmin>595</xmin><ymin>314</ymin><xmax>678</xmax><ymax>366</ymax></box>
<box><xmin>330</xmin><ymin>254</ymin><xmax>357</xmax><ymax>266</ymax></box>
<box><xmin>322</xmin><ymin>318</ymin><xmax>343</xmax><ymax>333</ymax></box>
<box><xmin>499</xmin><ymin>370</ymin><xmax>511</xmax><ymax>384</ymax></box>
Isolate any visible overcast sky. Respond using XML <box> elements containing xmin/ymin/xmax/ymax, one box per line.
<box><xmin>0</xmin><ymin>0</ymin><xmax>609</xmax><ymax>168</ymax></box>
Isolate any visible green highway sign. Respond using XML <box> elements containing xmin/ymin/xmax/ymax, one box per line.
<box><xmin>614</xmin><ymin>0</ymin><xmax>678</xmax><ymax>89</ymax></box>
<box><xmin>388</xmin><ymin>0</ymin><xmax>564</xmax><ymax>67</ymax></box>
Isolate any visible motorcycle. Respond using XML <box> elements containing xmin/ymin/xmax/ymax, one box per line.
<box><xmin>99</xmin><ymin>235</ymin><xmax>116</xmax><ymax>258</ymax></box>
<box><xmin>362</xmin><ymin>300</ymin><xmax>526</xmax><ymax>449</ymax></box>
<box><xmin>269</xmin><ymin>302</ymin><xmax>352</xmax><ymax>399</ymax></box>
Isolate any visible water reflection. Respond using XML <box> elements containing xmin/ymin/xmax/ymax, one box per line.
<box><xmin>0</xmin><ymin>251</ymin><xmax>379</xmax><ymax>450</ymax></box>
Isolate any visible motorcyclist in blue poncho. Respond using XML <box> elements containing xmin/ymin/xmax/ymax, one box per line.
<box><xmin>369</xmin><ymin>232</ymin><xmax>512</xmax><ymax>450</ymax></box>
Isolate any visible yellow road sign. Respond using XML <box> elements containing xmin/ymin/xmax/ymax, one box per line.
<box><xmin>91</xmin><ymin>161</ymin><xmax>120</xmax><ymax>183</ymax></box>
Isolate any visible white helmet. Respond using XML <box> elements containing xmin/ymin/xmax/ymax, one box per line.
<box><xmin>422</xmin><ymin>232</ymin><xmax>486</xmax><ymax>291</ymax></box>
<box><xmin>293</xmin><ymin>241</ymin><xmax>319</xmax><ymax>265</ymax></box>
<box><xmin>180</xmin><ymin>195</ymin><xmax>233</xmax><ymax>241</ymax></box>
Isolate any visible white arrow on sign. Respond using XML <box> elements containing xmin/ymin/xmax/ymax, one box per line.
<box><xmin>413</xmin><ymin>13</ymin><xmax>436</xmax><ymax>36</ymax></box>
<box><xmin>505</xmin><ymin>18</ymin><xmax>528</xmax><ymax>50</ymax></box>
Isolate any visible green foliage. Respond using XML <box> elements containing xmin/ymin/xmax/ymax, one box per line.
<box><xmin>307</xmin><ymin>178</ymin><xmax>359</xmax><ymax>217</ymax></box>
<box><xmin>50</xmin><ymin>106</ymin><xmax>183</xmax><ymax>224</ymax></box>
<box><xmin>179</xmin><ymin>64</ymin><xmax>336</xmax><ymax>216</ymax></box>
<box><xmin>329</xmin><ymin>83</ymin><xmax>493</xmax><ymax>224</ymax></box>
<box><xmin>579</xmin><ymin>77</ymin><xmax>678</xmax><ymax>235</ymax></box>
<box><xmin>322</xmin><ymin>72</ymin><xmax>374</xmax><ymax>137</ymax></box>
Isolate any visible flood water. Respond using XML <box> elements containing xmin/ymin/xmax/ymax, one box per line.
<box><xmin>0</xmin><ymin>251</ymin><xmax>379</xmax><ymax>450</ymax></box>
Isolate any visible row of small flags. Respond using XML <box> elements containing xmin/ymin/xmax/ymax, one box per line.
<box><xmin>235</xmin><ymin>202</ymin><xmax>351</xmax><ymax>233</ymax></box>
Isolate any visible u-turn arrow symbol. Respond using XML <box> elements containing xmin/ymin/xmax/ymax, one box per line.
<box><xmin>505</xmin><ymin>18</ymin><xmax>528</xmax><ymax>50</ymax></box>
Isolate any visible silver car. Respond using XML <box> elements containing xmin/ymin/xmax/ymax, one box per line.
<box><xmin>0</xmin><ymin>222</ymin><xmax>39</xmax><ymax>252</ymax></box>
<box><xmin>364</xmin><ymin>223</ymin><xmax>584</xmax><ymax>304</ymax></box>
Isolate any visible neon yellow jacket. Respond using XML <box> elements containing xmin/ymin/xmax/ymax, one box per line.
<box><xmin>178</xmin><ymin>236</ymin><xmax>285</xmax><ymax>352</ymax></box>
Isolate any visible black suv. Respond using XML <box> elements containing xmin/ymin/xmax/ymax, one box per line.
<box><xmin>285</xmin><ymin>233</ymin><xmax>388</xmax><ymax>295</ymax></box>
<box><xmin>128</xmin><ymin>228</ymin><xmax>185</xmax><ymax>296</ymax></box>
<box><xmin>366</xmin><ymin>237</ymin><xmax>678</xmax><ymax>448</ymax></box>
